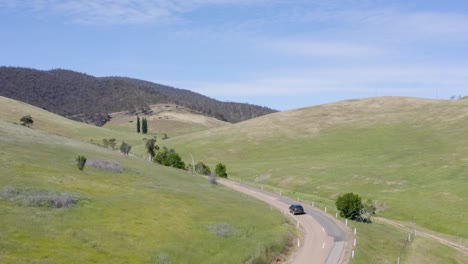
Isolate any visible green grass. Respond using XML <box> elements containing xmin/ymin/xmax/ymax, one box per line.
<box><xmin>3</xmin><ymin>96</ymin><xmax>467</xmax><ymax>263</ymax></box>
<box><xmin>0</xmin><ymin>120</ymin><xmax>294</xmax><ymax>263</ymax></box>
<box><xmin>162</xmin><ymin>97</ymin><xmax>468</xmax><ymax>262</ymax></box>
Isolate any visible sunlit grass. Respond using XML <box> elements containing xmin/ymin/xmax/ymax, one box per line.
<box><xmin>0</xmin><ymin>121</ymin><xmax>293</xmax><ymax>263</ymax></box>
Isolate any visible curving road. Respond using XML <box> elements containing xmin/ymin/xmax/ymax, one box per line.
<box><xmin>219</xmin><ymin>179</ymin><xmax>349</xmax><ymax>264</ymax></box>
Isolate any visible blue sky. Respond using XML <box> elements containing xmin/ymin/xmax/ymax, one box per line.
<box><xmin>1</xmin><ymin>0</ymin><xmax>468</xmax><ymax>110</ymax></box>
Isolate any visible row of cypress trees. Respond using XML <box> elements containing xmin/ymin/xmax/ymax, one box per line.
<box><xmin>136</xmin><ymin>116</ymin><xmax>148</xmax><ymax>134</ymax></box>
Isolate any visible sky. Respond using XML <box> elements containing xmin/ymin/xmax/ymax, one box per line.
<box><xmin>1</xmin><ymin>0</ymin><xmax>468</xmax><ymax>110</ymax></box>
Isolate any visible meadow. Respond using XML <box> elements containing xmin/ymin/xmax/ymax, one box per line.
<box><xmin>163</xmin><ymin>97</ymin><xmax>468</xmax><ymax>263</ymax></box>
<box><xmin>2</xmin><ymin>96</ymin><xmax>467</xmax><ymax>263</ymax></box>
<box><xmin>0</xmin><ymin>111</ymin><xmax>293</xmax><ymax>263</ymax></box>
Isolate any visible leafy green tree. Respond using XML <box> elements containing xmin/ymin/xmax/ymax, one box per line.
<box><xmin>119</xmin><ymin>142</ymin><xmax>132</xmax><ymax>155</ymax></box>
<box><xmin>154</xmin><ymin>147</ymin><xmax>185</xmax><ymax>169</ymax></box>
<box><xmin>215</xmin><ymin>163</ymin><xmax>228</xmax><ymax>178</ymax></box>
<box><xmin>76</xmin><ymin>155</ymin><xmax>87</xmax><ymax>171</ymax></box>
<box><xmin>20</xmin><ymin>115</ymin><xmax>34</xmax><ymax>127</ymax></box>
<box><xmin>145</xmin><ymin>137</ymin><xmax>159</xmax><ymax>160</ymax></box>
<box><xmin>108</xmin><ymin>138</ymin><xmax>117</xmax><ymax>150</ymax></box>
<box><xmin>195</xmin><ymin>161</ymin><xmax>211</xmax><ymax>175</ymax></box>
<box><xmin>336</xmin><ymin>193</ymin><xmax>362</xmax><ymax>220</ymax></box>
<box><xmin>137</xmin><ymin>116</ymin><xmax>141</xmax><ymax>134</ymax></box>
<box><xmin>165</xmin><ymin>152</ymin><xmax>185</xmax><ymax>169</ymax></box>
<box><xmin>102</xmin><ymin>138</ymin><xmax>109</xmax><ymax>148</ymax></box>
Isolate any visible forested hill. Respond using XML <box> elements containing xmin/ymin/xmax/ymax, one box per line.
<box><xmin>0</xmin><ymin>67</ymin><xmax>277</xmax><ymax>125</ymax></box>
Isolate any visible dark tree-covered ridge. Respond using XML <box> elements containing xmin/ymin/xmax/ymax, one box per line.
<box><xmin>0</xmin><ymin>67</ymin><xmax>277</xmax><ymax>126</ymax></box>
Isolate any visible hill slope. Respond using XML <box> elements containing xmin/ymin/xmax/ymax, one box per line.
<box><xmin>0</xmin><ymin>107</ymin><xmax>292</xmax><ymax>263</ymax></box>
<box><xmin>0</xmin><ymin>66</ymin><xmax>277</xmax><ymax>125</ymax></box>
<box><xmin>104</xmin><ymin>103</ymin><xmax>229</xmax><ymax>137</ymax></box>
<box><xmin>165</xmin><ymin>96</ymin><xmax>468</xmax><ymax>239</ymax></box>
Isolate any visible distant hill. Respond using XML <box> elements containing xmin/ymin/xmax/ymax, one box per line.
<box><xmin>0</xmin><ymin>66</ymin><xmax>277</xmax><ymax>125</ymax></box>
<box><xmin>166</xmin><ymin>96</ymin><xmax>468</xmax><ymax>239</ymax></box>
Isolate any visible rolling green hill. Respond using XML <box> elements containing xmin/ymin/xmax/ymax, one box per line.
<box><xmin>104</xmin><ymin>103</ymin><xmax>229</xmax><ymax>137</ymax></box>
<box><xmin>0</xmin><ymin>99</ymin><xmax>293</xmax><ymax>263</ymax></box>
<box><xmin>165</xmin><ymin>97</ymin><xmax>468</xmax><ymax>240</ymax></box>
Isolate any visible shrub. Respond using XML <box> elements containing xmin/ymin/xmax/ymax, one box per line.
<box><xmin>76</xmin><ymin>155</ymin><xmax>87</xmax><ymax>171</ymax></box>
<box><xmin>20</xmin><ymin>114</ymin><xmax>34</xmax><ymax>127</ymax></box>
<box><xmin>195</xmin><ymin>161</ymin><xmax>211</xmax><ymax>175</ymax></box>
<box><xmin>215</xmin><ymin>163</ymin><xmax>228</xmax><ymax>178</ymax></box>
<box><xmin>120</xmin><ymin>142</ymin><xmax>132</xmax><ymax>155</ymax></box>
<box><xmin>336</xmin><ymin>192</ymin><xmax>362</xmax><ymax>220</ymax></box>
<box><xmin>1</xmin><ymin>186</ymin><xmax>79</xmax><ymax>208</ymax></box>
<box><xmin>86</xmin><ymin>159</ymin><xmax>124</xmax><ymax>173</ymax></box>
<box><xmin>154</xmin><ymin>147</ymin><xmax>185</xmax><ymax>169</ymax></box>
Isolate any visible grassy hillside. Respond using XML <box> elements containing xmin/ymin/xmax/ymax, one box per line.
<box><xmin>0</xmin><ymin>67</ymin><xmax>277</xmax><ymax>125</ymax></box>
<box><xmin>164</xmin><ymin>97</ymin><xmax>468</xmax><ymax>239</ymax></box>
<box><xmin>0</xmin><ymin>117</ymin><xmax>293</xmax><ymax>263</ymax></box>
<box><xmin>104</xmin><ymin>104</ymin><xmax>229</xmax><ymax>137</ymax></box>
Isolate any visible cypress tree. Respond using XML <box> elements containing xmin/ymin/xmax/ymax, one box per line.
<box><xmin>137</xmin><ymin>116</ymin><xmax>141</xmax><ymax>134</ymax></box>
<box><xmin>142</xmin><ymin>117</ymin><xmax>148</xmax><ymax>134</ymax></box>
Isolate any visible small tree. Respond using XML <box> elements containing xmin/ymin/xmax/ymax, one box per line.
<box><xmin>195</xmin><ymin>161</ymin><xmax>211</xmax><ymax>175</ymax></box>
<box><xmin>102</xmin><ymin>139</ymin><xmax>109</xmax><ymax>148</ymax></box>
<box><xmin>336</xmin><ymin>193</ymin><xmax>362</xmax><ymax>220</ymax></box>
<box><xmin>76</xmin><ymin>155</ymin><xmax>87</xmax><ymax>171</ymax></box>
<box><xmin>142</xmin><ymin>117</ymin><xmax>148</xmax><ymax>134</ymax></box>
<box><xmin>154</xmin><ymin>147</ymin><xmax>185</xmax><ymax>169</ymax></box>
<box><xmin>215</xmin><ymin>163</ymin><xmax>228</xmax><ymax>178</ymax></box>
<box><xmin>20</xmin><ymin>115</ymin><xmax>34</xmax><ymax>127</ymax></box>
<box><xmin>108</xmin><ymin>138</ymin><xmax>117</xmax><ymax>150</ymax></box>
<box><xmin>145</xmin><ymin>138</ymin><xmax>158</xmax><ymax>161</ymax></box>
<box><xmin>137</xmin><ymin>116</ymin><xmax>141</xmax><ymax>134</ymax></box>
<box><xmin>162</xmin><ymin>133</ymin><xmax>169</xmax><ymax>140</ymax></box>
<box><xmin>119</xmin><ymin>142</ymin><xmax>132</xmax><ymax>155</ymax></box>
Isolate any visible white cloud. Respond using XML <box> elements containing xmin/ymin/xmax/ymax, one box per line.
<box><xmin>267</xmin><ymin>39</ymin><xmax>383</xmax><ymax>58</ymax></box>
<box><xmin>173</xmin><ymin>65</ymin><xmax>468</xmax><ymax>98</ymax></box>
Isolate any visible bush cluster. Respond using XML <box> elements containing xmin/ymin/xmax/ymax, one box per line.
<box><xmin>1</xmin><ymin>186</ymin><xmax>79</xmax><ymax>208</ymax></box>
<box><xmin>86</xmin><ymin>159</ymin><xmax>124</xmax><ymax>173</ymax></box>
<box><xmin>154</xmin><ymin>147</ymin><xmax>185</xmax><ymax>169</ymax></box>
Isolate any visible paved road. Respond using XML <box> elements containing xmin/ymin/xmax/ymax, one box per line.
<box><xmin>219</xmin><ymin>179</ymin><xmax>348</xmax><ymax>264</ymax></box>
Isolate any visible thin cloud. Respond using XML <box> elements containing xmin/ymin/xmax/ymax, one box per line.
<box><xmin>0</xmin><ymin>0</ymin><xmax>270</xmax><ymax>25</ymax></box>
<box><xmin>174</xmin><ymin>65</ymin><xmax>468</xmax><ymax>97</ymax></box>
<box><xmin>267</xmin><ymin>39</ymin><xmax>383</xmax><ymax>58</ymax></box>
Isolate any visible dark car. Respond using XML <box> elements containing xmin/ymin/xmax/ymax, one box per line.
<box><xmin>289</xmin><ymin>204</ymin><xmax>305</xmax><ymax>215</ymax></box>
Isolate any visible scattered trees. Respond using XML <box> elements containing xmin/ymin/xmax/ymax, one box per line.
<box><xmin>76</xmin><ymin>155</ymin><xmax>87</xmax><ymax>171</ymax></box>
<box><xmin>215</xmin><ymin>163</ymin><xmax>228</xmax><ymax>178</ymax></box>
<box><xmin>20</xmin><ymin>115</ymin><xmax>33</xmax><ymax>127</ymax></box>
<box><xmin>119</xmin><ymin>142</ymin><xmax>132</xmax><ymax>155</ymax></box>
<box><xmin>154</xmin><ymin>147</ymin><xmax>185</xmax><ymax>169</ymax></box>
